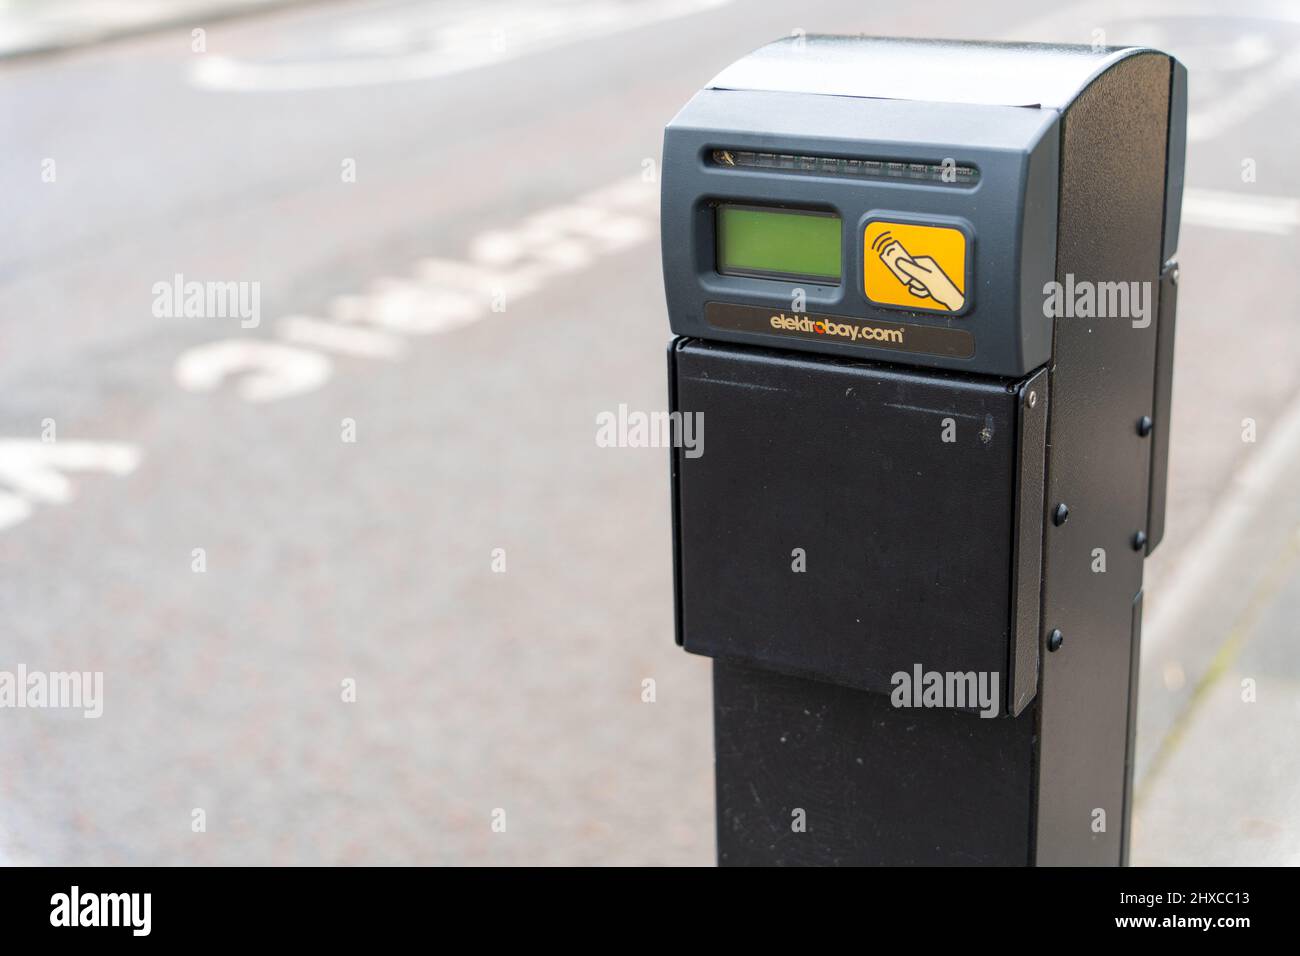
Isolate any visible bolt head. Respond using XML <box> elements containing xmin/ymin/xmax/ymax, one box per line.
<box><xmin>1138</xmin><ymin>416</ymin><xmax>1154</xmax><ymax>437</ymax></box>
<box><xmin>1027</xmin><ymin>390</ymin><xmax>1038</xmax><ymax>408</ymax></box>
<box><xmin>1053</xmin><ymin>503</ymin><xmax>1070</xmax><ymax>526</ymax></box>
<box><xmin>1047</xmin><ymin>629</ymin><xmax>1064</xmax><ymax>652</ymax></box>
<box><xmin>1133</xmin><ymin>530</ymin><xmax>1148</xmax><ymax>551</ymax></box>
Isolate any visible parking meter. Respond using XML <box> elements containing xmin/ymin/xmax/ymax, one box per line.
<box><xmin>662</xmin><ymin>36</ymin><xmax>1186</xmax><ymax>865</ymax></box>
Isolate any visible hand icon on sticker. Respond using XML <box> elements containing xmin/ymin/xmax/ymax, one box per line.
<box><xmin>876</xmin><ymin>236</ymin><xmax>966</xmax><ymax>312</ymax></box>
<box><xmin>864</xmin><ymin>222</ymin><xmax>968</xmax><ymax>314</ymax></box>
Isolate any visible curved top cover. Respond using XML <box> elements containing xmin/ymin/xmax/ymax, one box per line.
<box><xmin>707</xmin><ymin>35</ymin><xmax>1154</xmax><ymax>109</ymax></box>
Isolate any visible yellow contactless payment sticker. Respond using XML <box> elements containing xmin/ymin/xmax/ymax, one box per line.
<box><xmin>864</xmin><ymin>221</ymin><xmax>969</xmax><ymax>314</ymax></box>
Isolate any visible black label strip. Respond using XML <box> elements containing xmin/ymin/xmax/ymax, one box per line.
<box><xmin>704</xmin><ymin>302</ymin><xmax>975</xmax><ymax>359</ymax></box>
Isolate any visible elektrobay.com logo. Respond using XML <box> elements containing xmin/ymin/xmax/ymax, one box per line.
<box><xmin>768</xmin><ymin>312</ymin><xmax>904</xmax><ymax>344</ymax></box>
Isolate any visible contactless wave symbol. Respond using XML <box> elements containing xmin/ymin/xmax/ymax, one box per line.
<box><xmin>871</xmin><ymin>229</ymin><xmax>965</xmax><ymax>312</ymax></box>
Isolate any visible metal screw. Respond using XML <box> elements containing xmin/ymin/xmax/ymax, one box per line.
<box><xmin>1047</xmin><ymin>629</ymin><xmax>1064</xmax><ymax>652</ymax></box>
<box><xmin>1027</xmin><ymin>390</ymin><xmax>1038</xmax><ymax>408</ymax></box>
<box><xmin>1133</xmin><ymin>530</ymin><xmax>1148</xmax><ymax>551</ymax></box>
<box><xmin>1053</xmin><ymin>503</ymin><xmax>1069</xmax><ymax>526</ymax></box>
<box><xmin>1138</xmin><ymin>415</ymin><xmax>1153</xmax><ymax>437</ymax></box>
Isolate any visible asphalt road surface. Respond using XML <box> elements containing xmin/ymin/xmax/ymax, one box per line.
<box><xmin>1</xmin><ymin>0</ymin><xmax>1298</xmax><ymax>864</ymax></box>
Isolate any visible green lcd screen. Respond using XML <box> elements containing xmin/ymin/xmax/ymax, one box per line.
<box><xmin>717</xmin><ymin>204</ymin><xmax>842</xmax><ymax>283</ymax></box>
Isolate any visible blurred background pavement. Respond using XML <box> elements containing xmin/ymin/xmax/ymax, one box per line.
<box><xmin>0</xmin><ymin>0</ymin><xmax>1297</xmax><ymax>865</ymax></box>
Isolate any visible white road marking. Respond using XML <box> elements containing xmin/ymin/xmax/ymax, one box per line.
<box><xmin>190</xmin><ymin>0</ymin><xmax>732</xmax><ymax>92</ymax></box>
<box><xmin>173</xmin><ymin>174</ymin><xmax>659</xmax><ymax>402</ymax></box>
<box><xmin>0</xmin><ymin>440</ymin><xmax>140</xmax><ymax>503</ymax></box>
<box><xmin>16</xmin><ymin>175</ymin><xmax>656</xmax><ymax>532</ymax></box>
<box><xmin>0</xmin><ymin>492</ymin><xmax>33</xmax><ymax>531</ymax></box>
<box><xmin>0</xmin><ymin>440</ymin><xmax>142</xmax><ymax>531</ymax></box>
<box><xmin>1181</xmin><ymin>187</ymin><xmax>1300</xmax><ymax>235</ymax></box>
<box><xmin>174</xmin><ymin>340</ymin><xmax>333</xmax><ymax>403</ymax></box>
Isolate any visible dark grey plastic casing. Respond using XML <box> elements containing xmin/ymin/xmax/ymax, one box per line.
<box><xmin>660</xmin><ymin>36</ymin><xmax>1187</xmax><ymax>378</ymax></box>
